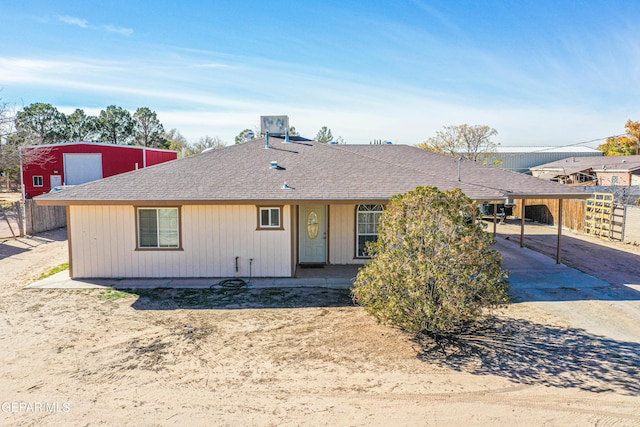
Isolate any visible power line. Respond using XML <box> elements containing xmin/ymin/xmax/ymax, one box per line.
<box><xmin>519</xmin><ymin>134</ymin><xmax>625</xmax><ymax>153</ymax></box>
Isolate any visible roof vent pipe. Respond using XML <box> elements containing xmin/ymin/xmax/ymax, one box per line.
<box><xmin>457</xmin><ymin>157</ymin><xmax>462</xmax><ymax>182</ymax></box>
<box><xmin>285</xmin><ymin>129</ymin><xmax>290</xmax><ymax>143</ymax></box>
<box><xmin>265</xmin><ymin>131</ymin><xmax>270</xmax><ymax>149</ymax></box>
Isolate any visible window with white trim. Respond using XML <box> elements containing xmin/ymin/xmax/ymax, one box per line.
<box><xmin>258</xmin><ymin>207</ymin><xmax>281</xmax><ymax>229</ymax></box>
<box><xmin>356</xmin><ymin>204</ymin><xmax>384</xmax><ymax>257</ymax></box>
<box><xmin>33</xmin><ymin>176</ymin><xmax>43</xmax><ymax>187</ymax></box>
<box><xmin>137</xmin><ymin>208</ymin><xmax>180</xmax><ymax>249</ymax></box>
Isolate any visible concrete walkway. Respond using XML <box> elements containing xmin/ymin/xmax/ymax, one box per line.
<box><xmin>26</xmin><ymin>238</ymin><xmax>631</xmax><ymax>300</ymax></box>
<box><xmin>26</xmin><ymin>270</ymin><xmax>357</xmax><ymax>290</ymax></box>
<box><xmin>495</xmin><ymin>237</ymin><xmax>640</xmax><ymax>302</ymax></box>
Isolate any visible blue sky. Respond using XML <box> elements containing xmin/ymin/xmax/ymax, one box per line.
<box><xmin>2</xmin><ymin>0</ymin><xmax>639</xmax><ymax>146</ymax></box>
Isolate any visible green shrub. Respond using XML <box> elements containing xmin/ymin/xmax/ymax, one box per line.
<box><xmin>352</xmin><ymin>186</ymin><xmax>509</xmax><ymax>337</ymax></box>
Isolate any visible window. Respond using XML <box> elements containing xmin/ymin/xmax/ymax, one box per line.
<box><xmin>137</xmin><ymin>208</ymin><xmax>180</xmax><ymax>249</ymax></box>
<box><xmin>257</xmin><ymin>206</ymin><xmax>282</xmax><ymax>229</ymax></box>
<box><xmin>357</xmin><ymin>204</ymin><xmax>384</xmax><ymax>257</ymax></box>
<box><xmin>33</xmin><ymin>176</ymin><xmax>43</xmax><ymax>187</ymax></box>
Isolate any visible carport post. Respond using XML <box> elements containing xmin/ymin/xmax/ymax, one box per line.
<box><xmin>520</xmin><ymin>199</ymin><xmax>526</xmax><ymax>248</ymax></box>
<box><xmin>556</xmin><ymin>199</ymin><xmax>563</xmax><ymax>264</ymax></box>
<box><xmin>493</xmin><ymin>203</ymin><xmax>497</xmax><ymax>236</ymax></box>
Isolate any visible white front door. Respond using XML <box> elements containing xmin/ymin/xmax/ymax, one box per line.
<box><xmin>299</xmin><ymin>205</ymin><xmax>327</xmax><ymax>264</ymax></box>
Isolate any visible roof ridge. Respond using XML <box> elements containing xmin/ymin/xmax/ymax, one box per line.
<box><xmin>325</xmin><ymin>144</ymin><xmax>513</xmax><ymax>196</ymax></box>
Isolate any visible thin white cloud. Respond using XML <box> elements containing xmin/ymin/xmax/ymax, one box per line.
<box><xmin>0</xmin><ymin>52</ymin><xmax>628</xmax><ymax>147</ymax></box>
<box><xmin>104</xmin><ymin>25</ymin><xmax>133</xmax><ymax>36</ymax></box>
<box><xmin>58</xmin><ymin>15</ymin><xmax>88</xmax><ymax>28</ymax></box>
<box><xmin>57</xmin><ymin>15</ymin><xmax>132</xmax><ymax>36</ymax></box>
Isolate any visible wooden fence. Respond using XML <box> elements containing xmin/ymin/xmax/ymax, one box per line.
<box><xmin>0</xmin><ymin>177</ymin><xmax>20</xmax><ymax>192</ymax></box>
<box><xmin>0</xmin><ymin>201</ymin><xmax>23</xmax><ymax>238</ymax></box>
<box><xmin>584</xmin><ymin>193</ymin><xmax>616</xmax><ymax>240</ymax></box>
<box><xmin>513</xmin><ymin>198</ymin><xmax>585</xmax><ymax>233</ymax></box>
<box><xmin>25</xmin><ymin>199</ymin><xmax>67</xmax><ymax>234</ymax></box>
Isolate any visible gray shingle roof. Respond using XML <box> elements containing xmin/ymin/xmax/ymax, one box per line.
<box><xmin>530</xmin><ymin>155</ymin><xmax>640</xmax><ymax>174</ymax></box>
<box><xmin>36</xmin><ymin>138</ymin><xmax>589</xmax><ymax>205</ymax></box>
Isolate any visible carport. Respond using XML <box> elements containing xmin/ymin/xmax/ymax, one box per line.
<box><xmin>482</xmin><ymin>193</ymin><xmax>590</xmax><ymax>264</ymax></box>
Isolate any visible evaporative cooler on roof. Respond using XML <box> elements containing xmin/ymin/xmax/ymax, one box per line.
<box><xmin>260</xmin><ymin>115</ymin><xmax>289</xmax><ymax>136</ymax></box>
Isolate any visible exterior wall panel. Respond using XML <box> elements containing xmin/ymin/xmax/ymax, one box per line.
<box><xmin>492</xmin><ymin>151</ymin><xmax>603</xmax><ymax>174</ymax></box>
<box><xmin>69</xmin><ymin>204</ymin><xmax>292</xmax><ymax>278</ymax></box>
<box><xmin>329</xmin><ymin>204</ymin><xmax>366</xmax><ymax>265</ymax></box>
<box><xmin>596</xmin><ymin>171</ymin><xmax>632</xmax><ymax>186</ymax></box>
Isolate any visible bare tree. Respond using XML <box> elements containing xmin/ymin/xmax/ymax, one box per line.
<box><xmin>0</xmin><ymin>101</ymin><xmax>55</xmax><ymax>186</ymax></box>
<box><xmin>419</xmin><ymin>124</ymin><xmax>499</xmax><ymax>164</ymax></box>
<box><xmin>165</xmin><ymin>128</ymin><xmax>189</xmax><ymax>157</ymax></box>
<box><xmin>0</xmin><ymin>99</ymin><xmax>14</xmax><ymax>143</ymax></box>
<box><xmin>235</xmin><ymin>128</ymin><xmax>254</xmax><ymax>144</ymax></box>
<box><xmin>188</xmin><ymin>136</ymin><xmax>226</xmax><ymax>155</ymax></box>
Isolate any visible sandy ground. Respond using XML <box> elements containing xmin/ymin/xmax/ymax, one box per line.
<box><xmin>1</xmin><ymin>225</ymin><xmax>640</xmax><ymax>426</ymax></box>
<box><xmin>0</xmin><ymin>193</ymin><xmax>22</xmax><ymax>239</ymax></box>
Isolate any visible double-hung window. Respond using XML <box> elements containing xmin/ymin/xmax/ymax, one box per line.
<box><xmin>356</xmin><ymin>204</ymin><xmax>384</xmax><ymax>257</ymax></box>
<box><xmin>137</xmin><ymin>207</ymin><xmax>180</xmax><ymax>249</ymax></box>
<box><xmin>257</xmin><ymin>206</ymin><xmax>282</xmax><ymax>229</ymax></box>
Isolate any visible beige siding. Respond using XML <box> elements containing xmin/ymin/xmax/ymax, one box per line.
<box><xmin>597</xmin><ymin>172</ymin><xmax>632</xmax><ymax>186</ymax></box>
<box><xmin>69</xmin><ymin>205</ymin><xmax>292</xmax><ymax>278</ymax></box>
<box><xmin>329</xmin><ymin>204</ymin><xmax>366</xmax><ymax>265</ymax></box>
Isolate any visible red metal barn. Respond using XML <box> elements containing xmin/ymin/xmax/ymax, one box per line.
<box><xmin>22</xmin><ymin>143</ymin><xmax>178</xmax><ymax>198</ymax></box>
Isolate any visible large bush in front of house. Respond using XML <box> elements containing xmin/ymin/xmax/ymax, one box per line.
<box><xmin>352</xmin><ymin>186</ymin><xmax>509</xmax><ymax>338</ymax></box>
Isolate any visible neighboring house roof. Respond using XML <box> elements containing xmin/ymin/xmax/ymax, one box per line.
<box><xmin>530</xmin><ymin>155</ymin><xmax>640</xmax><ymax>176</ymax></box>
<box><xmin>36</xmin><ymin>137</ymin><xmax>589</xmax><ymax>205</ymax></box>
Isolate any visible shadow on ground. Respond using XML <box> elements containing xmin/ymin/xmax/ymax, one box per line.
<box><xmin>496</xmin><ymin>224</ymin><xmax>640</xmax><ymax>288</ymax></box>
<box><xmin>129</xmin><ymin>286</ymin><xmax>355</xmax><ymax>310</ymax></box>
<box><xmin>0</xmin><ymin>243</ymin><xmax>30</xmax><ymax>259</ymax></box>
<box><xmin>509</xmin><ymin>284</ymin><xmax>640</xmax><ymax>303</ymax></box>
<box><xmin>415</xmin><ymin>317</ymin><xmax>640</xmax><ymax>395</ymax></box>
<box><xmin>0</xmin><ymin>228</ymin><xmax>68</xmax><ymax>260</ymax></box>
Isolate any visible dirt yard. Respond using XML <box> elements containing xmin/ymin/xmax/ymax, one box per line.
<box><xmin>0</xmin><ymin>192</ymin><xmax>22</xmax><ymax>239</ymax></box>
<box><xmin>1</xmin><ymin>225</ymin><xmax>639</xmax><ymax>426</ymax></box>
